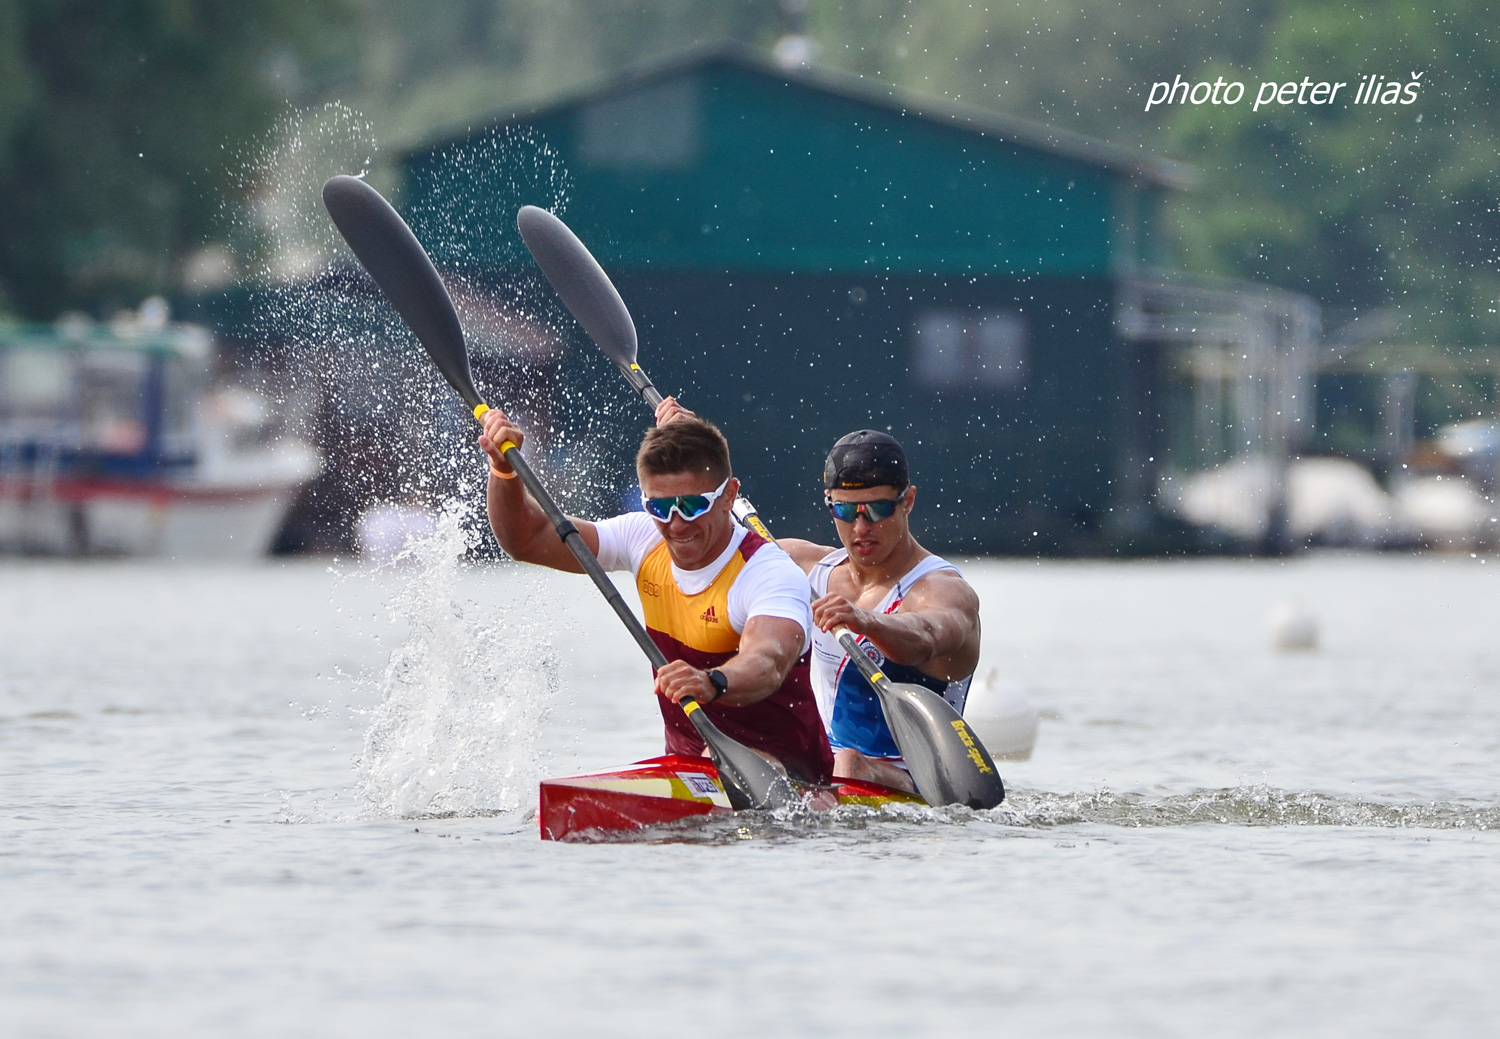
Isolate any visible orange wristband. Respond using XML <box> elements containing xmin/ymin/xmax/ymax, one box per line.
<box><xmin>489</xmin><ymin>463</ymin><xmax>516</xmax><ymax>480</ymax></box>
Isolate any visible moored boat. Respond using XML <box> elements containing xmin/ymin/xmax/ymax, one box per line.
<box><xmin>0</xmin><ymin>308</ymin><xmax>319</xmax><ymax>557</ymax></box>
<box><xmin>539</xmin><ymin>754</ymin><xmax>924</xmax><ymax>841</ymax></box>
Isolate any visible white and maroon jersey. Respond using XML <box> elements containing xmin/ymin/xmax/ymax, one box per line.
<box><xmin>594</xmin><ymin>513</ymin><xmax>831</xmax><ymax>783</ymax></box>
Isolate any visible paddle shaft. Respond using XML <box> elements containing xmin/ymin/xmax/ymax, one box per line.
<box><xmin>486</xmin><ymin>412</ymin><xmax>666</xmax><ymax>670</ymax></box>
<box><xmin>319</xmin><ymin>179</ymin><xmax>774</xmax><ymax>801</ymax></box>
<box><xmin>834</xmin><ymin>624</ymin><xmax>1000</xmax><ymax>790</ymax></box>
<box><xmin>488</xmin><ymin>414</ymin><xmax>772</xmax><ymax>790</ymax></box>
<box><xmin>832</xmin><ymin>627</ymin><xmax>889</xmax><ymax>686</ymax></box>
<box><xmin>619</xmin><ymin>362</ymin><xmax>664</xmax><ymax>409</ymax></box>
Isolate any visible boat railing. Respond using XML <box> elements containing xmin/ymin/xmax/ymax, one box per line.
<box><xmin>0</xmin><ymin>418</ymin><xmax>81</xmax><ymax>491</ymax></box>
<box><xmin>0</xmin><ymin>420</ymin><xmax>78</xmax><ymax>551</ymax></box>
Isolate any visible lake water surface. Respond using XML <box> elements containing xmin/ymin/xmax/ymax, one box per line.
<box><xmin>2</xmin><ymin>542</ymin><xmax>1496</xmax><ymax>1037</ymax></box>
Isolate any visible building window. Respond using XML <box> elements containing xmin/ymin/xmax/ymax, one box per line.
<box><xmin>578</xmin><ymin>77</ymin><xmax>701</xmax><ymax>171</ymax></box>
<box><xmin>912</xmin><ymin>309</ymin><xmax>1026</xmax><ymax>392</ymax></box>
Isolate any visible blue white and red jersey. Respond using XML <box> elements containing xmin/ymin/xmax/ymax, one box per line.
<box><xmin>808</xmin><ymin>550</ymin><xmax>973</xmax><ymax>763</ymax></box>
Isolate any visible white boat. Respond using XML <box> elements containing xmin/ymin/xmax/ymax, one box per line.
<box><xmin>0</xmin><ymin>306</ymin><xmax>319</xmax><ymax>558</ymax></box>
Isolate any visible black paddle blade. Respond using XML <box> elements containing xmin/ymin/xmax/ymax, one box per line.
<box><xmin>322</xmin><ymin>175</ymin><xmax>484</xmax><ymax>414</ymax></box>
<box><xmin>876</xmin><ymin>681</ymin><xmax>1006</xmax><ymax>810</ymax></box>
<box><xmin>515</xmin><ymin>205</ymin><xmax>638</xmax><ymax>370</ymax></box>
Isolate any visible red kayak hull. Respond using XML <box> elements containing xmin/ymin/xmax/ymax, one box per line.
<box><xmin>539</xmin><ymin>754</ymin><xmax>922</xmax><ymax>841</ymax></box>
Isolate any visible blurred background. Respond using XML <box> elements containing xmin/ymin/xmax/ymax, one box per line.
<box><xmin>0</xmin><ymin>0</ymin><xmax>1495</xmax><ymax>559</ymax></box>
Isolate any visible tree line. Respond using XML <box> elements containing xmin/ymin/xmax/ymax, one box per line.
<box><xmin>0</xmin><ymin>0</ymin><xmax>1492</xmax><ymax>348</ymax></box>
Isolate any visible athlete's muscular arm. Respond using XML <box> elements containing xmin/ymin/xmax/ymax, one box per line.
<box><xmin>776</xmin><ymin>537</ymin><xmax>837</xmax><ymax>572</ymax></box>
<box><xmin>811</xmin><ymin>570</ymin><xmax>981</xmax><ymax>681</ymax></box>
<box><xmin>654</xmin><ymin>616</ymin><xmax>805</xmax><ymax>708</ymax></box>
<box><xmin>480</xmin><ymin>408</ymin><xmax>600</xmax><ymax>572</ymax></box>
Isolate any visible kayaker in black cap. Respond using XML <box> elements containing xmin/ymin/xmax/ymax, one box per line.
<box><xmin>778</xmin><ymin>429</ymin><xmax>982</xmax><ymax>794</ymax></box>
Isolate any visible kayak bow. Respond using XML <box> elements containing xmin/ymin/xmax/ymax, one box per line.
<box><xmin>539</xmin><ymin>756</ymin><xmax>922</xmax><ymax>841</ymax></box>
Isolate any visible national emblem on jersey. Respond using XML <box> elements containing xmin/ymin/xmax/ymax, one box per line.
<box><xmin>830</xmin><ymin>633</ymin><xmax>903</xmax><ymax>759</ymax></box>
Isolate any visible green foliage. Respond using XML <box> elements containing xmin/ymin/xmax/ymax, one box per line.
<box><xmin>3</xmin><ymin>0</ymin><xmax>1494</xmax><ymax>347</ymax></box>
<box><xmin>1166</xmin><ymin>0</ymin><xmax>1500</xmax><ymax>342</ymax></box>
<box><xmin>0</xmin><ymin>0</ymin><xmax>354</xmax><ymax>318</ymax></box>
<box><xmin>805</xmin><ymin>0</ymin><xmax>1275</xmax><ymax>148</ymax></box>
<box><xmin>349</xmin><ymin>0</ymin><xmax>1278</xmax><ymax>152</ymax></box>
<box><xmin>0</xmin><ymin>4</ymin><xmax>33</xmax><ymax>165</ymax></box>
<box><xmin>351</xmin><ymin>0</ymin><xmax>787</xmax><ymax>145</ymax></box>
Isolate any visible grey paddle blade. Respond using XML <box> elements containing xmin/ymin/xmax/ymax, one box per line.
<box><xmin>325</xmin><ymin>180</ymin><xmax>795</xmax><ymax>815</ymax></box>
<box><xmin>322</xmin><ymin>175</ymin><xmax>484</xmax><ymax>413</ymax></box>
<box><xmin>515</xmin><ymin>205</ymin><xmax>639</xmax><ymax>370</ymax></box>
<box><xmin>834</xmin><ymin>627</ymin><xmax>1004</xmax><ymax>809</ymax></box>
<box><xmin>684</xmin><ymin>702</ymin><xmax>797</xmax><ymax>811</ymax></box>
<box><xmin>875</xmin><ymin>681</ymin><xmax>1006</xmax><ymax>810</ymax></box>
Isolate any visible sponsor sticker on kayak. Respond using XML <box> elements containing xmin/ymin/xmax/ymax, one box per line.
<box><xmin>677</xmin><ymin>773</ymin><xmax>722</xmax><ymax>798</ymax></box>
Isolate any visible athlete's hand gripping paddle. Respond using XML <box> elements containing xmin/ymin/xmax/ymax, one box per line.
<box><xmin>320</xmin><ymin>175</ymin><xmax>793</xmax><ymax>812</ymax></box>
<box><xmin>514</xmin><ymin>203</ymin><xmax>1004</xmax><ymax>810</ymax></box>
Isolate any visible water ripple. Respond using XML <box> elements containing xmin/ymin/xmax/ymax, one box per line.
<box><xmin>576</xmin><ymin>786</ymin><xmax>1499</xmax><ymax>844</ymax></box>
<box><xmin>996</xmin><ymin>786</ymin><xmax>1500</xmax><ymax>831</ymax></box>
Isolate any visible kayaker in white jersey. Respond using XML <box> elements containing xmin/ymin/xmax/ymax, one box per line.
<box><xmin>777</xmin><ymin>430</ymin><xmax>981</xmax><ymax>794</ymax></box>
<box><xmin>480</xmin><ymin>400</ymin><xmax>834</xmax><ymax>784</ymax></box>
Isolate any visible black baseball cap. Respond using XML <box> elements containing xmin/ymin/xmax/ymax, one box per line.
<box><xmin>823</xmin><ymin>430</ymin><xmax>909</xmax><ymax>491</ymax></box>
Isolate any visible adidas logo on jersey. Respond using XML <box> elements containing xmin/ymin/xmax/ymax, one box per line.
<box><xmin>699</xmin><ymin>605</ymin><xmax>719</xmax><ymax>623</ymax></box>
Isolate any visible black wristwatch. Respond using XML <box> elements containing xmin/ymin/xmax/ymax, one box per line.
<box><xmin>705</xmin><ymin>669</ymin><xmax>729</xmax><ymax>703</ymax></box>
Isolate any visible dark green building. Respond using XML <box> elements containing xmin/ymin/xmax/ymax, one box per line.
<box><xmin>398</xmin><ymin>45</ymin><xmax>1314</xmax><ymax>553</ymax></box>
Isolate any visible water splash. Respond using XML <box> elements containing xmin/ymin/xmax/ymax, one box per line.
<box><xmin>399</xmin><ymin>123</ymin><xmax>639</xmax><ymax>523</ymax></box>
<box><xmin>218</xmin><ymin>103</ymin><xmax>634</xmax><ymax>541</ymax></box>
<box><xmin>405</xmin><ymin>123</ymin><xmax>573</xmax><ymax>268</ymax></box>
<box><xmin>356</xmin><ymin>503</ymin><xmax>558</xmax><ymax>818</ymax></box>
<box><xmin>228</xmin><ymin>101</ymin><xmax>379</xmax><ymax>285</ymax></box>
